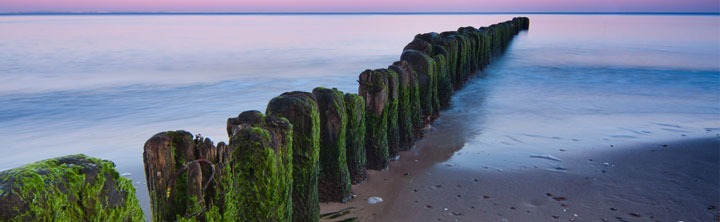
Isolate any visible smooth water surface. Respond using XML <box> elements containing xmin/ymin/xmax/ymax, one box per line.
<box><xmin>1</xmin><ymin>14</ymin><xmax>718</xmax><ymax>218</ymax></box>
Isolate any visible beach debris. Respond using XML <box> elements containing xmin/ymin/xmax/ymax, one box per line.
<box><xmin>319</xmin><ymin>207</ymin><xmax>354</xmax><ymax>219</ymax></box>
<box><xmin>552</xmin><ymin>196</ymin><xmax>567</xmax><ymax>201</ymax></box>
<box><xmin>529</xmin><ymin>154</ymin><xmax>563</xmax><ymax>162</ymax></box>
<box><xmin>444</xmin><ymin>208</ymin><xmax>448</xmax><ymax>211</ymax></box>
<box><xmin>610</xmin><ymin>207</ymin><xmax>617</xmax><ymax>211</ymax></box>
<box><xmin>629</xmin><ymin>212</ymin><xmax>642</xmax><ymax>217</ymax></box>
<box><xmin>367</xmin><ymin>196</ymin><xmax>383</xmax><ymax>204</ymax></box>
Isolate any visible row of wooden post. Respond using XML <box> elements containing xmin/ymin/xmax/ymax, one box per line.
<box><xmin>143</xmin><ymin>17</ymin><xmax>529</xmax><ymax>221</ymax></box>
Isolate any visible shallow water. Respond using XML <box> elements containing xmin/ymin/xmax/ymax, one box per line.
<box><xmin>1</xmin><ymin>14</ymin><xmax>719</xmax><ymax>219</ymax></box>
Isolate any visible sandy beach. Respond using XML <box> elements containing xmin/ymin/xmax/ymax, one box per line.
<box><xmin>321</xmin><ymin>126</ymin><xmax>720</xmax><ymax>221</ymax></box>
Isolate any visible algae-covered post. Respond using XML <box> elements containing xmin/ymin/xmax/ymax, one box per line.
<box><xmin>344</xmin><ymin>93</ymin><xmax>367</xmax><ymax>184</ymax></box>
<box><xmin>225</xmin><ymin>110</ymin><xmax>293</xmax><ymax>221</ymax></box>
<box><xmin>266</xmin><ymin>91</ymin><xmax>321</xmax><ymax>222</ymax></box>
<box><xmin>0</xmin><ymin>154</ymin><xmax>144</xmax><ymax>221</ymax></box>
<box><xmin>384</xmin><ymin>70</ymin><xmax>401</xmax><ymax>160</ymax></box>
<box><xmin>312</xmin><ymin>87</ymin><xmax>352</xmax><ymax>203</ymax></box>
<box><xmin>143</xmin><ymin>130</ymin><xmax>221</xmax><ymax>221</ymax></box>
<box><xmin>433</xmin><ymin>53</ymin><xmax>453</xmax><ymax>109</ymax></box>
<box><xmin>358</xmin><ymin>69</ymin><xmax>391</xmax><ymax>170</ymax></box>
<box><xmin>401</xmin><ymin>49</ymin><xmax>438</xmax><ymax>123</ymax></box>
<box><xmin>389</xmin><ymin>61</ymin><xmax>420</xmax><ymax>150</ymax></box>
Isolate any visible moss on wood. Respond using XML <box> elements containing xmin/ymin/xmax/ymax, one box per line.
<box><xmin>343</xmin><ymin>93</ymin><xmax>367</xmax><ymax>184</ymax></box>
<box><xmin>312</xmin><ymin>87</ymin><xmax>352</xmax><ymax>203</ymax></box>
<box><xmin>0</xmin><ymin>154</ymin><xmax>144</xmax><ymax>221</ymax></box>
<box><xmin>266</xmin><ymin>91</ymin><xmax>321</xmax><ymax>222</ymax></box>
<box><xmin>358</xmin><ymin>69</ymin><xmax>390</xmax><ymax>170</ymax></box>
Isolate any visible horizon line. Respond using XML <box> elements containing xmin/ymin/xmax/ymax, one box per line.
<box><xmin>1</xmin><ymin>11</ymin><xmax>718</xmax><ymax>16</ymax></box>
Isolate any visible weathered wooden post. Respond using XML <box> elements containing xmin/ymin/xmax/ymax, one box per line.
<box><xmin>437</xmin><ymin>33</ymin><xmax>461</xmax><ymax>89</ymax></box>
<box><xmin>385</xmin><ymin>70</ymin><xmax>401</xmax><ymax>160</ymax></box>
<box><xmin>225</xmin><ymin>110</ymin><xmax>293</xmax><ymax>221</ymax></box>
<box><xmin>344</xmin><ymin>93</ymin><xmax>367</xmax><ymax>184</ymax></box>
<box><xmin>401</xmin><ymin>49</ymin><xmax>438</xmax><ymax>122</ymax></box>
<box><xmin>434</xmin><ymin>53</ymin><xmax>453</xmax><ymax>109</ymax></box>
<box><xmin>358</xmin><ymin>69</ymin><xmax>390</xmax><ymax>170</ymax></box>
<box><xmin>389</xmin><ymin>61</ymin><xmax>420</xmax><ymax>150</ymax></box>
<box><xmin>144</xmin><ymin>130</ymin><xmax>221</xmax><ymax>221</ymax></box>
<box><xmin>0</xmin><ymin>155</ymin><xmax>144</xmax><ymax>221</ymax></box>
<box><xmin>266</xmin><ymin>91</ymin><xmax>321</xmax><ymax>222</ymax></box>
<box><xmin>312</xmin><ymin>87</ymin><xmax>352</xmax><ymax>203</ymax></box>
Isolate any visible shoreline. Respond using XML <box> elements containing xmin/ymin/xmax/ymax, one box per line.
<box><xmin>321</xmin><ymin>135</ymin><xmax>720</xmax><ymax>221</ymax></box>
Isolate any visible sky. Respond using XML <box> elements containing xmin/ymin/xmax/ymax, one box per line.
<box><xmin>1</xmin><ymin>0</ymin><xmax>718</xmax><ymax>13</ymax></box>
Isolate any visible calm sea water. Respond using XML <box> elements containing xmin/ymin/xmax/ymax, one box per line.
<box><xmin>1</xmin><ymin>14</ymin><xmax>718</xmax><ymax>217</ymax></box>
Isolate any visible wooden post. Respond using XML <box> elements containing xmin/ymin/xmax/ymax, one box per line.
<box><xmin>312</xmin><ymin>88</ymin><xmax>352</xmax><ymax>203</ymax></box>
<box><xmin>0</xmin><ymin>155</ymin><xmax>144</xmax><ymax>221</ymax></box>
<box><xmin>225</xmin><ymin>110</ymin><xmax>293</xmax><ymax>221</ymax></box>
<box><xmin>266</xmin><ymin>91</ymin><xmax>321</xmax><ymax>222</ymax></box>
<box><xmin>358</xmin><ymin>69</ymin><xmax>390</xmax><ymax>170</ymax></box>
<box><xmin>344</xmin><ymin>93</ymin><xmax>367</xmax><ymax>184</ymax></box>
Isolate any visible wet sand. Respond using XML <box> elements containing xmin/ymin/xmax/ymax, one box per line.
<box><xmin>321</xmin><ymin>132</ymin><xmax>720</xmax><ymax>221</ymax></box>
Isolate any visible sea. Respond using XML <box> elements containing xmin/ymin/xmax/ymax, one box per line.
<box><xmin>0</xmin><ymin>13</ymin><xmax>718</xmax><ymax>218</ymax></box>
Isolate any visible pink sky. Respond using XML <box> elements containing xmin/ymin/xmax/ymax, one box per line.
<box><xmin>1</xmin><ymin>0</ymin><xmax>718</xmax><ymax>13</ymax></box>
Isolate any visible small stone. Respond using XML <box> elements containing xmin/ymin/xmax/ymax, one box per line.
<box><xmin>629</xmin><ymin>212</ymin><xmax>641</xmax><ymax>217</ymax></box>
<box><xmin>610</xmin><ymin>207</ymin><xmax>617</xmax><ymax>211</ymax></box>
<box><xmin>368</xmin><ymin>196</ymin><xmax>384</xmax><ymax>204</ymax></box>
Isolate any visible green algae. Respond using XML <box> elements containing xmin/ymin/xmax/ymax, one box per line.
<box><xmin>266</xmin><ymin>91</ymin><xmax>320</xmax><ymax>222</ymax></box>
<box><xmin>358</xmin><ymin>69</ymin><xmax>390</xmax><ymax>170</ymax></box>
<box><xmin>401</xmin><ymin>49</ymin><xmax>438</xmax><ymax>121</ymax></box>
<box><xmin>389</xmin><ymin>61</ymin><xmax>418</xmax><ymax>150</ymax></box>
<box><xmin>0</xmin><ymin>154</ymin><xmax>144</xmax><ymax>221</ymax></box>
<box><xmin>433</xmin><ymin>53</ymin><xmax>453</xmax><ymax>109</ymax></box>
<box><xmin>312</xmin><ymin>87</ymin><xmax>352</xmax><ymax>203</ymax></box>
<box><xmin>226</xmin><ymin>120</ymin><xmax>293</xmax><ymax>222</ymax></box>
<box><xmin>384</xmin><ymin>70</ymin><xmax>400</xmax><ymax>159</ymax></box>
<box><xmin>343</xmin><ymin>93</ymin><xmax>367</xmax><ymax>184</ymax></box>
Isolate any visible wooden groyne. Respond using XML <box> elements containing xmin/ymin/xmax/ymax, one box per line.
<box><xmin>0</xmin><ymin>17</ymin><xmax>529</xmax><ymax>221</ymax></box>
<box><xmin>141</xmin><ymin>17</ymin><xmax>529</xmax><ymax>221</ymax></box>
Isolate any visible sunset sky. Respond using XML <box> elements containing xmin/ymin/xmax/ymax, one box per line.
<box><xmin>1</xmin><ymin>0</ymin><xmax>718</xmax><ymax>13</ymax></box>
